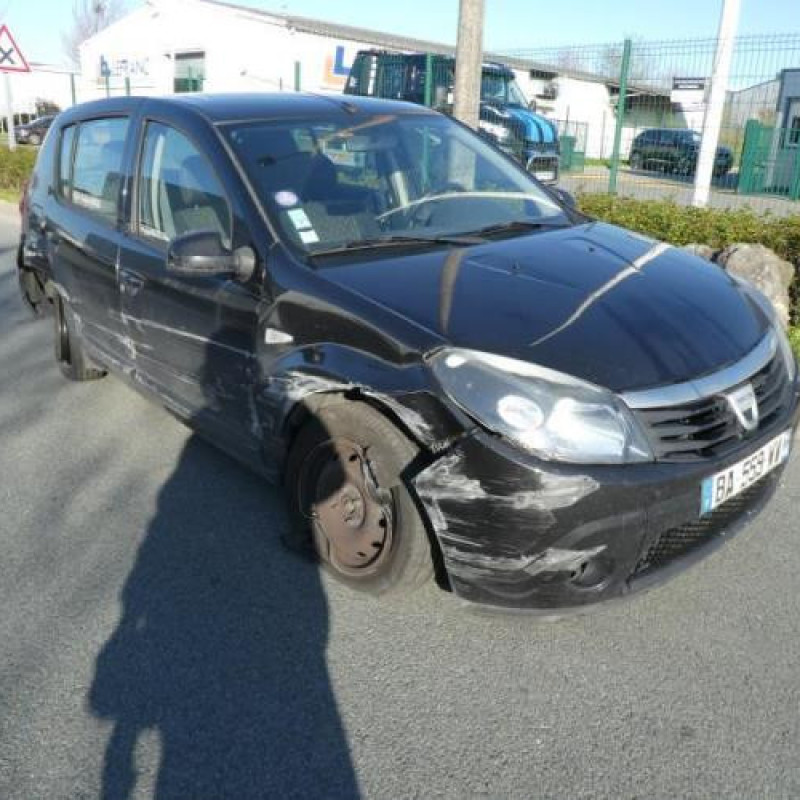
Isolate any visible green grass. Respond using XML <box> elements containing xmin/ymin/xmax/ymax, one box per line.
<box><xmin>583</xmin><ymin>158</ymin><xmax>613</xmax><ymax>169</ymax></box>
<box><xmin>789</xmin><ymin>327</ymin><xmax>800</xmax><ymax>360</ymax></box>
<box><xmin>0</xmin><ymin>187</ymin><xmax>19</xmax><ymax>205</ymax></box>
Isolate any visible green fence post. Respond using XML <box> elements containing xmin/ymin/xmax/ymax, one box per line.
<box><xmin>422</xmin><ymin>53</ymin><xmax>433</xmax><ymax>190</ymax></box>
<box><xmin>69</xmin><ymin>73</ymin><xmax>76</xmax><ymax>106</ymax></box>
<box><xmin>424</xmin><ymin>53</ymin><xmax>433</xmax><ymax>107</ymax></box>
<box><xmin>105</xmin><ymin>75</ymin><xmax>110</xmax><ymax>98</ymax></box>
<box><xmin>294</xmin><ymin>61</ymin><xmax>301</xmax><ymax>92</ymax></box>
<box><xmin>608</xmin><ymin>38</ymin><xmax>632</xmax><ymax>195</ymax></box>
<box><xmin>125</xmin><ymin>76</ymin><xmax>131</xmax><ymax>96</ymax></box>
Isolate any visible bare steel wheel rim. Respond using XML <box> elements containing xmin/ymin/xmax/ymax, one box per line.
<box><xmin>304</xmin><ymin>438</ymin><xmax>395</xmax><ymax>577</ymax></box>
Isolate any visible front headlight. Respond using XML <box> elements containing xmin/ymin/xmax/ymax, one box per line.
<box><xmin>429</xmin><ymin>349</ymin><xmax>653</xmax><ymax>464</ymax></box>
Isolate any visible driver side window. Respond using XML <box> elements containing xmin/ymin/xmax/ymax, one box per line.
<box><xmin>137</xmin><ymin>122</ymin><xmax>231</xmax><ymax>246</ymax></box>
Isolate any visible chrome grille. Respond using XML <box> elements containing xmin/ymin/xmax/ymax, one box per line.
<box><xmin>634</xmin><ymin>352</ymin><xmax>789</xmax><ymax>462</ymax></box>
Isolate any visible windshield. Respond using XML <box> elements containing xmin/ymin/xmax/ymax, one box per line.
<box><xmin>480</xmin><ymin>72</ymin><xmax>528</xmax><ymax>107</ymax></box>
<box><xmin>226</xmin><ymin>112</ymin><xmax>566</xmax><ymax>257</ymax></box>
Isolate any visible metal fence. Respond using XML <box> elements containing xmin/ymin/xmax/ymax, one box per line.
<box><xmin>505</xmin><ymin>34</ymin><xmax>800</xmax><ymax>211</ymax></box>
<box><xmin>7</xmin><ymin>34</ymin><xmax>800</xmax><ymax>212</ymax></box>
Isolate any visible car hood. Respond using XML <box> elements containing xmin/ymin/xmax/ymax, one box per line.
<box><xmin>320</xmin><ymin>222</ymin><xmax>769</xmax><ymax>393</ymax></box>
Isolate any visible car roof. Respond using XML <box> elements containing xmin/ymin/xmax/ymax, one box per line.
<box><xmin>56</xmin><ymin>92</ymin><xmax>436</xmax><ymax>126</ymax></box>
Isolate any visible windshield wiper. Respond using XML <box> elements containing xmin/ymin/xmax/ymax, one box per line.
<box><xmin>469</xmin><ymin>220</ymin><xmax>570</xmax><ymax>238</ymax></box>
<box><xmin>310</xmin><ymin>233</ymin><xmax>484</xmax><ymax>258</ymax></box>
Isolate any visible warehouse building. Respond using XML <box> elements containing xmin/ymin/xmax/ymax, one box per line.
<box><xmin>73</xmin><ymin>0</ymin><xmax>679</xmax><ymax>158</ymax></box>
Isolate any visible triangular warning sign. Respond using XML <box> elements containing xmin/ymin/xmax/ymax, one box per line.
<box><xmin>0</xmin><ymin>25</ymin><xmax>30</xmax><ymax>74</ymax></box>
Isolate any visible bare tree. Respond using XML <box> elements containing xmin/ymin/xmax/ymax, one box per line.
<box><xmin>599</xmin><ymin>43</ymin><xmax>652</xmax><ymax>83</ymax></box>
<box><xmin>62</xmin><ymin>0</ymin><xmax>128</xmax><ymax>67</ymax></box>
<box><xmin>555</xmin><ymin>48</ymin><xmax>586</xmax><ymax>74</ymax></box>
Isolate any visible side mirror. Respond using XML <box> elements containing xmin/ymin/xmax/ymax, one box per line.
<box><xmin>167</xmin><ymin>230</ymin><xmax>256</xmax><ymax>282</ymax></box>
<box><xmin>552</xmin><ymin>187</ymin><xmax>577</xmax><ymax>209</ymax></box>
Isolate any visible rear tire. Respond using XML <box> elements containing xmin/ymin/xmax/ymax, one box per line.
<box><xmin>29</xmin><ymin>133</ymin><xmax>41</xmax><ymax>146</ymax></box>
<box><xmin>630</xmin><ymin>152</ymin><xmax>643</xmax><ymax>171</ymax></box>
<box><xmin>53</xmin><ymin>295</ymin><xmax>106</xmax><ymax>382</ymax></box>
<box><xmin>285</xmin><ymin>398</ymin><xmax>434</xmax><ymax>596</ymax></box>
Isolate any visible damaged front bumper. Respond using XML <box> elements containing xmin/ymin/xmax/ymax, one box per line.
<box><xmin>411</xmin><ymin>401</ymin><xmax>800</xmax><ymax>610</ymax></box>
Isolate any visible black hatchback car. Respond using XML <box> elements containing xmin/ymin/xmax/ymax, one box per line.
<box><xmin>630</xmin><ymin>128</ymin><xmax>733</xmax><ymax>177</ymax></box>
<box><xmin>17</xmin><ymin>94</ymin><xmax>798</xmax><ymax>610</ymax></box>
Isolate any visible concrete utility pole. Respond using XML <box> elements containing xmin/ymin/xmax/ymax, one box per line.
<box><xmin>692</xmin><ymin>0</ymin><xmax>741</xmax><ymax>207</ymax></box>
<box><xmin>3</xmin><ymin>74</ymin><xmax>15</xmax><ymax>151</ymax></box>
<box><xmin>452</xmin><ymin>0</ymin><xmax>485</xmax><ymax>130</ymax></box>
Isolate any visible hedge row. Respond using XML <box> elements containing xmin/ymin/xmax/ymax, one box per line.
<box><xmin>0</xmin><ymin>146</ymin><xmax>37</xmax><ymax>194</ymax></box>
<box><xmin>576</xmin><ymin>194</ymin><xmax>800</xmax><ymax>268</ymax></box>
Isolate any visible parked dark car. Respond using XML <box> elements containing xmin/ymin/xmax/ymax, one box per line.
<box><xmin>14</xmin><ymin>114</ymin><xmax>55</xmax><ymax>146</ymax></box>
<box><xmin>17</xmin><ymin>95</ymin><xmax>798</xmax><ymax>610</ymax></box>
<box><xmin>629</xmin><ymin>128</ymin><xmax>733</xmax><ymax>177</ymax></box>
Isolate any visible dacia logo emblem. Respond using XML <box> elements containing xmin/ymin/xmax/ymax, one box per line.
<box><xmin>725</xmin><ymin>383</ymin><xmax>759</xmax><ymax>433</ymax></box>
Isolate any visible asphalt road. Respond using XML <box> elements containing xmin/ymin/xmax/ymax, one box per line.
<box><xmin>1</xmin><ymin>206</ymin><xmax>799</xmax><ymax>800</ymax></box>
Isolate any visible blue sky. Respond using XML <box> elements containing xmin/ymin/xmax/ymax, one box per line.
<box><xmin>1</xmin><ymin>0</ymin><xmax>799</xmax><ymax>66</ymax></box>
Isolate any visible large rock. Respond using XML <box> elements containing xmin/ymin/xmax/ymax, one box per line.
<box><xmin>716</xmin><ymin>243</ymin><xmax>795</xmax><ymax>328</ymax></box>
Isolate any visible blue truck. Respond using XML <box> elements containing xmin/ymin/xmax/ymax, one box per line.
<box><xmin>344</xmin><ymin>50</ymin><xmax>560</xmax><ymax>183</ymax></box>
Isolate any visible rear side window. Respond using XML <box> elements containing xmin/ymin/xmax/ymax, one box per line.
<box><xmin>71</xmin><ymin>117</ymin><xmax>129</xmax><ymax>221</ymax></box>
<box><xmin>58</xmin><ymin>125</ymin><xmax>76</xmax><ymax>198</ymax></box>
<box><xmin>137</xmin><ymin>121</ymin><xmax>231</xmax><ymax>245</ymax></box>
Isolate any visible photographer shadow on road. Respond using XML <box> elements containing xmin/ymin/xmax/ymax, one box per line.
<box><xmin>88</xmin><ymin>328</ymin><xmax>360</xmax><ymax>799</ymax></box>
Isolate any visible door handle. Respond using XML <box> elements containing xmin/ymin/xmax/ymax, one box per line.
<box><xmin>120</xmin><ymin>271</ymin><xmax>144</xmax><ymax>297</ymax></box>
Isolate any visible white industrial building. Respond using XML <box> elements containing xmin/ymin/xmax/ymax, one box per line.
<box><xmin>73</xmin><ymin>0</ymin><xmax>661</xmax><ymax>157</ymax></box>
<box><xmin>7</xmin><ymin>0</ymin><xmax>676</xmax><ymax>158</ymax></box>
<box><xmin>2</xmin><ymin>63</ymin><xmax>76</xmax><ymax>122</ymax></box>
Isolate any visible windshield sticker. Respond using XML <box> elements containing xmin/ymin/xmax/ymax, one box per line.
<box><xmin>287</xmin><ymin>208</ymin><xmax>312</xmax><ymax>230</ymax></box>
<box><xmin>274</xmin><ymin>190</ymin><xmax>299</xmax><ymax>207</ymax></box>
<box><xmin>299</xmin><ymin>229</ymin><xmax>319</xmax><ymax>244</ymax></box>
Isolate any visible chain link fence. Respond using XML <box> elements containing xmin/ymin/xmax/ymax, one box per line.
<box><xmin>506</xmin><ymin>34</ymin><xmax>800</xmax><ymax>212</ymax></box>
<box><xmin>6</xmin><ymin>34</ymin><xmax>800</xmax><ymax>213</ymax></box>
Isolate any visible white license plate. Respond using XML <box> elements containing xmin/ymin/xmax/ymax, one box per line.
<box><xmin>534</xmin><ymin>171</ymin><xmax>556</xmax><ymax>182</ymax></box>
<box><xmin>700</xmin><ymin>430</ymin><xmax>792</xmax><ymax>515</ymax></box>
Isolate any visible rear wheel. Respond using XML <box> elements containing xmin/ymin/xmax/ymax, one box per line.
<box><xmin>630</xmin><ymin>152</ymin><xmax>643</xmax><ymax>171</ymax></box>
<box><xmin>53</xmin><ymin>295</ymin><xmax>106</xmax><ymax>382</ymax></box>
<box><xmin>28</xmin><ymin>132</ymin><xmax>41</xmax><ymax>146</ymax></box>
<box><xmin>286</xmin><ymin>399</ymin><xmax>434</xmax><ymax>595</ymax></box>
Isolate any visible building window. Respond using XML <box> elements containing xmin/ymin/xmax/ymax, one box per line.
<box><xmin>174</xmin><ymin>52</ymin><xmax>205</xmax><ymax>93</ymax></box>
<box><xmin>788</xmin><ymin>115</ymin><xmax>800</xmax><ymax>147</ymax></box>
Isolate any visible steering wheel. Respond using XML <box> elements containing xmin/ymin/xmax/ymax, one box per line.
<box><xmin>381</xmin><ymin>182</ymin><xmax>469</xmax><ymax>231</ymax></box>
